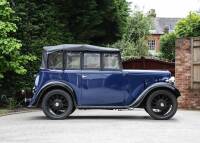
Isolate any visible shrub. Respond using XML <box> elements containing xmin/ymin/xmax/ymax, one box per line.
<box><xmin>160</xmin><ymin>32</ymin><xmax>176</xmax><ymax>61</ymax></box>
<box><xmin>175</xmin><ymin>12</ymin><xmax>200</xmax><ymax>37</ymax></box>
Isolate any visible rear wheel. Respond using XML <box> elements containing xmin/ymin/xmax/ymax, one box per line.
<box><xmin>70</xmin><ymin>106</ymin><xmax>76</xmax><ymax>114</ymax></box>
<box><xmin>144</xmin><ymin>107</ymin><xmax>148</xmax><ymax>113</ymax></box>
<box><xmin>42</xmin><ymin>89</ymin><xmax>74</xmax><ymax>120</ymax></box>
<box><xmin>145</xmin><ymin>90</ymin><xmax>177</xmax><ymax>120</ymax></box>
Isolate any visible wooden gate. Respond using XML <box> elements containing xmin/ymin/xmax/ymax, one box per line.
<box><xmin>122</xmin><ymin>57</ymin><xmax>175</xmax><ymax>75</ymax></box>
<box><xmin>191</xmin><ymin>37</ymin><xmax>200</xmax><ymax>89</ymax></box>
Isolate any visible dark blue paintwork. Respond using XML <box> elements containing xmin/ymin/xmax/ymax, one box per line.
<box><xmin>29</xmin><ymin>68</ymin><xmax>171</xmax><ymax>107</ymax></box>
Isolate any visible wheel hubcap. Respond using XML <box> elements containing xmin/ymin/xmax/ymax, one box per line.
<box><xmin>55</xmin><ymin>102</ymin><xmax>59</xmax><ymax>107</ymax></box>
<box><xmin>53</xmin><ymin>99</ymin><xmax>63</xmax><ymax>109</ymax></box>
<box><xmin>160</xmin><ymin>102</ymin><xmax>164</xmax><ymax>107</ymax></box>
<box><xmin>157</xmin><ymin>99</ymin><xmax>167</xmax><ymax>110</ymax></box>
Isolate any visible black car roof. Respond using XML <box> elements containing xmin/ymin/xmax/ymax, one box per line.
<box><xmin>43</xmin><ymin>44</ymin><xmax>119</xmax><ymax>52</ymax></box>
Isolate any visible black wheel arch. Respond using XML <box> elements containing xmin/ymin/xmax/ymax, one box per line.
<box><xmin>134</xmin><ymin>82</ymin><xmax>181</xmax><ymax>108</ymax></box>
<box><xmin>34</xmin><ymin>81</ymin><xmax>77</xmax><ymax>107</ymax></box>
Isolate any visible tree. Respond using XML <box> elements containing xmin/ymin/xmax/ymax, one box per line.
<box><xmin>14</xmin><ymin>0</ymin><xmax>73</xmax><ymax>56</ymax></box>
<box><xmin>10</xmin><ymin>0</ymin><xmax>74</xmax><ymax>89</ymax></box>
<box><xmin>110</xmin><ymin>11</ymin><xmax>151</xmax><ymax>59</ymax></box>
<box><xmin>175</xmin><ymin>12</ymin><xmax>200</xmax><ymax>37</ymax></box>
<box><xmin>110</xmin><ymin>37</ymin><xmax>148</xmax><ymax>60</ymax></box>
<box><xmin>160</xmin><ymin>32</ymin><xmax>176</xmax><ymax>61</ymax></box>
<box><xmin>65</xmin><ymin>0</ymin><xmax>129</xmax><ymax>44</ymax></box>
<box><xmin>0</xmin><ymin>0</ymin><xmax>35</xmax><ymax>78</ymax></box>
<box><xmin>0</xmin><ymin>0</ymin><xmax>129</xmax><ymax>92</ymax></box>
<box><xmin>12</xmin><ymin>0</ymin><xmax>129</xmax><ymax>72</ymax></box>
<box><xmin>124</xmin><ymin>11</ymin><xmax>151</xmax><ymax>42</ymax></box>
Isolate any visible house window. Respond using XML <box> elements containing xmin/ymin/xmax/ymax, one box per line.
<box><xmin>148</xmin><ymin>40</ymin><xmax>156</xmax><ymax>51</ymax></box>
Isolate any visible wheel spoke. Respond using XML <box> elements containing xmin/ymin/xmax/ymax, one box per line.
<box><xmin>150</xmin><ymin>94</ymin><xmax>173</xmax><ymax>116</ymax></box>
<box><xmin>46</xmin><ymin>94</ymin><xmax>69</xmax><ymax>116</ymax></box>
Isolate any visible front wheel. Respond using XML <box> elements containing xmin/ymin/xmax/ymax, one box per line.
<box><xmin>42</xmin><ymin>89</ymin><xmax>74</xmax><ymax>120</ymax></box>
<box><xmin>145</xmin><ymin>90</ymin><xmax>177</xmax><ymax>120</ymax></box>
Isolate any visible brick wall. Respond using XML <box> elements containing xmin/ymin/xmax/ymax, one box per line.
<box><xmin>175</xmin><ymin>38</ymin><xmax>200</xmax><ymax>109</ymax></box>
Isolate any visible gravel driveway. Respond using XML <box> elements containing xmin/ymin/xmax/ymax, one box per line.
<box><xmin>0</xmin><ymin>109</ymin><xmax>199</xmax><ymax>143</ymax></box>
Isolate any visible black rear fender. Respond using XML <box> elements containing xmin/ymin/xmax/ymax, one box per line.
<box><xmin>34</xmin><ymin>81</ymin><xmax>77</xmax><ymax>107</ymax></box>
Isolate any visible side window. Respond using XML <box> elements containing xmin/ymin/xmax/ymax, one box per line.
<box><xmin>48</xmin><ymin>51</ymin><xmax>63</xmax><ymax>69</ymax></box>
<box><xmin>103</xmin><ymin>53</ymin><xmax>120</xmax><ymax>70</ymax></box>
<box><xmin>84</xmin><ymin>53</ymin><xmax>100</xmax><ymax>69</ymax></box>
<box><xmin>66</xmin><ymin>52</ymin><xmax>81</xmax><ymax>69</ymax></box>
<box><xmin>41</xmin><ymin>52</ymin><xmax>46</xmax><ymax>68</ymax></box>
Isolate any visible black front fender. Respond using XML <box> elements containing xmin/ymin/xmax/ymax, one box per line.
<box><xmin>131</xmin><ymin>82</ymin><xmax>181</xmax><ymax>107</ymax></box>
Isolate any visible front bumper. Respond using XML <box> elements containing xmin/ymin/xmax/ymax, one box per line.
<box><xmin>21</xmin><ymin>88</ymin><xmax>34</xmax><ymax>106</ymax></box>
<box><xmin>25</xmin><ymin>98</ymin><xmax>32</xmax><ymax>107</ymax></box>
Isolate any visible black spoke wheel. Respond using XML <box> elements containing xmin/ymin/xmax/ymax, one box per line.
<box><xmin>145</xmin><ymin>90</ymin><xmax>177</xmax><ymax>120</ymax></box>
<box><xmin>42</xmin><ymin>90</ymin><xmax>74</xmax><ymax>120</ymax></box>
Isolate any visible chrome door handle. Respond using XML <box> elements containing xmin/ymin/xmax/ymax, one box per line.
<box><xmin>82</xmin><ymin>75</ymin><xmax>87</xmax><ymax>78</ymax></box>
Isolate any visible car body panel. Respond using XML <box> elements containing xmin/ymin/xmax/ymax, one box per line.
<box><xmin>29</xmin><ymin>69</ymin><xmax>174</xmax><ymax>108</ymax></box>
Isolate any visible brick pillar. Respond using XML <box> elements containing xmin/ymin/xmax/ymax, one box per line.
<box><xmin>175</xmin><ymin>38</ymin><xmax>200</xmax><ymax>109</ymax></box>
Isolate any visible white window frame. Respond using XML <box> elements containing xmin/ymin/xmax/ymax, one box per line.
<box><xmin>148</xmin><ymin>40</ymin><xmax>156</xmax><ymax>51</ymax></box>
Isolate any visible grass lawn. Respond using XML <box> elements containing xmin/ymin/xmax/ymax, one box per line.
<box><xmin>0</xmin><ymin>108</ymin><xmax>10</xmax><ymax>116</ymax></box>
<box><xmin>0</xmin><ymin>107</ymin><xmax>32</xmax><ymax>116</ymax></box>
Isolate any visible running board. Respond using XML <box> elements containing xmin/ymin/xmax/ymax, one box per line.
<box><xmin>77</xmin><ymin>106</ymin><xmax>131</xmax><ymax>109</ymax></box>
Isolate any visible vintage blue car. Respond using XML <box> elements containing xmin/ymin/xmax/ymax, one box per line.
<box><xmin>27</xmin><ymin>44</ymin><xmax>181</xmax><ymax>120</ymax></box>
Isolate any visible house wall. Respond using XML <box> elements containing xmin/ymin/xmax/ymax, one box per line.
<box><xmin>147</xmin><ymin>34</ymin><xmax>162</xmax><ymax>52</ymax></box>
<box><xmin>175</xmin><ymin>38</ymin><xmax>200</xmax><ymax>109</ymax></box>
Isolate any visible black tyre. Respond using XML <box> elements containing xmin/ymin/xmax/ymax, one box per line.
<box><xmin>70</xmin><ymin>106</ymin><xmax>76</xmax><ymax>114</ymax></box>
<box><xmin>42</xmin><ymin>89</ymin><xmax>74</xmax><ymax>120</ymax></box>
<box><xmin>145</xmin><ymin>90</ymin><xmax>177</xmax><ymax>120</ymax></box>
<box><xmin>144</xmin><ymin>107</ymin><xmax>148</xmax><ymax>113</ymax></box>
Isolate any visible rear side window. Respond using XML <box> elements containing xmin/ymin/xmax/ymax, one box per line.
<box><xmin>103</xmin><ymin>53</ymin><xmax>120</xmax><ymax>70</ymax></box>
<box><xmin>41</xmin><ymin>52</ymin><xmax>46</xmax><ymax>68</ymax></box>
<box><xmin>66</xmin><ymin>52</ymin><xmax>81</xmax><ymax>69</ymax></box>
<box><xmin>48</xmin><ymin>51</ymin><xmax>63</xmax><ymax>69</ymax></box>
<box><xmin>84</xmin><ymin>53</ymin><xmax>100</xmax><ymax>69</ymax></box>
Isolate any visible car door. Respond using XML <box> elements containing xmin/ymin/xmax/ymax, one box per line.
<box><xmin>63</xmin><ymin>51</ymin><xmax>82</xmax><ymax>105</ymax></box>
<box><xmin>80</xmin><ymin>52</ymin><xmax>126</xmax><ymax>106</ymax></box>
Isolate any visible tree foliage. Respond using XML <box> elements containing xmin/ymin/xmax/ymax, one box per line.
<box><xmin>124</xmin><ymin>11</ymin><xmax>151</xmax><ymax>42</ymax></box>
<box><xmin>12</xmin><ymin>0</ymin><xmax>129</xmax><ymax>79</ymax></box>
<box><xmin>175</xmin><ymin>12</ymin><xmax>200</xmax><ymax>37</ymax></box>
<box><xmin>13</xmin><ymin>0</ymin><xmax>129</xmax><ymax>56</ymax></box>
<box><xmin>110</xmin><ymin>11</ymin><xmax>151</xmax><ymax>59</ymax></box>
<box><xmin>110</xmin><ymin>37</ymin><xmax>148</xmax><ymax>60</ymax></box>
<box><xmin>1</xmin><ymin>0</ymin><xmax>75</xmax><ymax>92</ymax></box>
<box><xmin>0</xmin><ymin>0</ymin><xmax>35</xmax><ymax>79</ymax></box>
<box><xmin>160</xmin><ymin>32</ymin><xmax>176</xmax><ymax>61</ymax></box>
<box><xmin>0</xmin><ymin>0</ymin><xmax>129</xmax><ymax>97</ymax></box>
<box><xmin>63</xmin><ymin>0</ymin><xmax>129</xmax><ymax>44</ymax></box>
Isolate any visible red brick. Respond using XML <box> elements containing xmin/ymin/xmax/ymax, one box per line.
<box><xmin>175</xmin><ymin>38</ymin><xmax>200</xmax><ymax>109</ymax></box>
